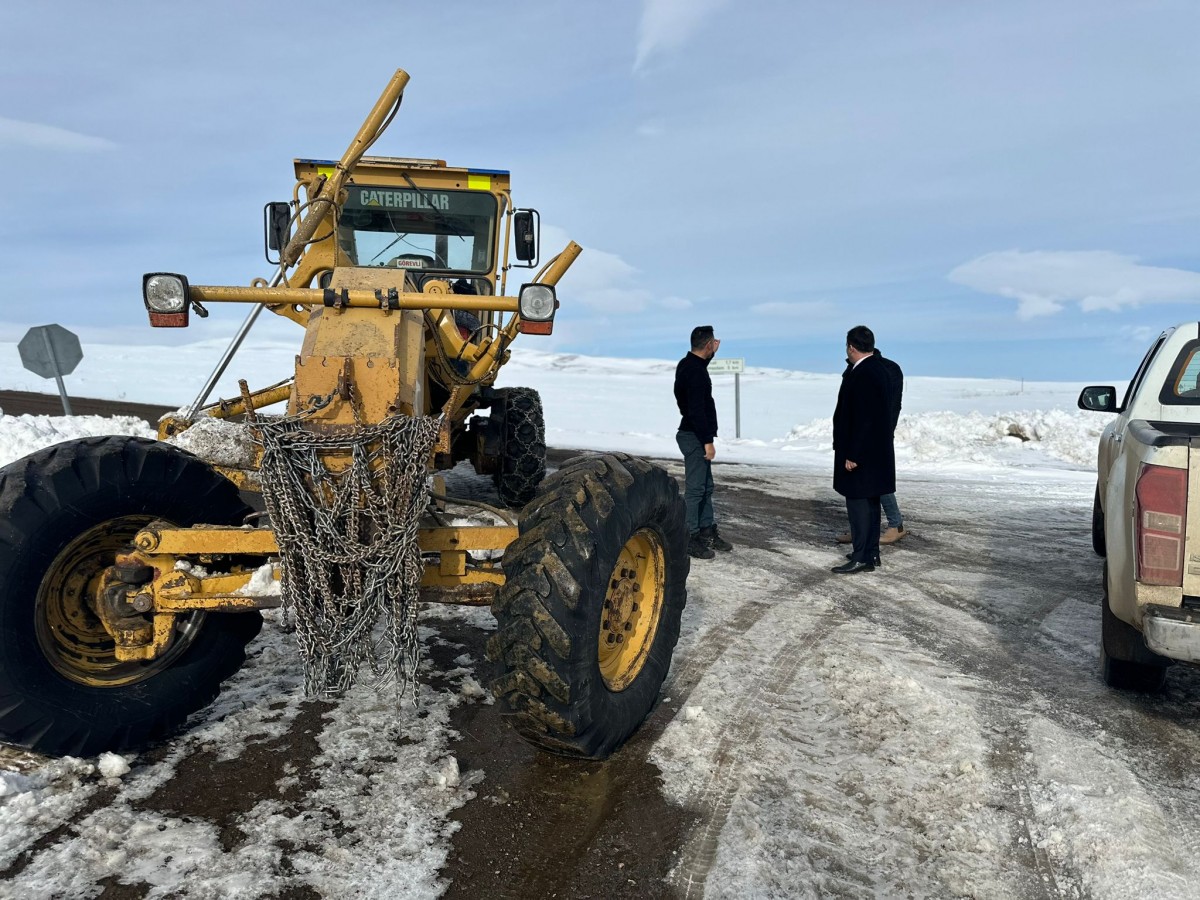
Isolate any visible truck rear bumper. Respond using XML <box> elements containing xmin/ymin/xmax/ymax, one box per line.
<box><xmin>1143</xmin><ymin>605</ymin><xmax>1200</xmax><ymax>663</ymax></box>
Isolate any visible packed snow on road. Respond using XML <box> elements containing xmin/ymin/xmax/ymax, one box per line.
<box><xmin>3</xmin><ymin>342</ymin><xmax>1198</xmax><ymax>899</ymax></box>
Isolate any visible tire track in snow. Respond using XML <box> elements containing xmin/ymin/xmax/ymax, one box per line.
<box><xmin>830</xmin><ymin>553</ymin><xmax>1200</xmax><ymax>896</ymax></box>
<box><xmin>980</xmin><ymin>708</ymin><xmax>1089</xmax><ymax>900</ymax></box>
<box><xmin>663</xmin><ymin>598</ymin><xmax>774</xmax><ymax>699</ymax></box>
<box><xmin>671</xmin><ymin>615</ymin><xmax>843</xmax><ymax>899</ymax></box>
<box><xmin>842</xmin><ymin>564</ymin><xmax>1097</xmax><ymax>898</ymax></box>
<box><xmin>764</xmin><ymin>546</ymin><xmax>1090</xmax><ymax>898</ymax></box>
<box><xmin>670</xmin><ymin>467</ymin><xmax>1197</xmax><ymax>896</ymax></box>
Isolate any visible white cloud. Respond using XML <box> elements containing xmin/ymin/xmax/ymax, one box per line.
<box><xmin>633</xmin><ymin>0</ymin><xmax>730</xmax><ymax>72</ymax></box>
<box><xmin>540</xmin><ymin>225</ymin><xmax>651</xmax><ymax>313</ymax></box>
<box><xmin>0</xmin><ymin>116</ymin><xmax>116</xmax><ymax>152</ymax></box>
<box><xmin>949</xmin><ymin>250</ymin><xmax>1200</xmax><ymax>320</ymax></box>
<box><xmin>659</xmin><ymin>295</ymin><xmax>692</xmax><ymax>310</ymax></box>
<box><xmin>1123</xmin><ymin>324</ymin><xmax>1162</xmax><ymax>346</ymax></box>
<box><xmin>750</xmin><ymin>300</ymin><xmax>834</xmax><ymax>318</ymax></box>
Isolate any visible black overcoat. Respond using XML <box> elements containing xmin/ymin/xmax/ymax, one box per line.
<box><xmin>832</xmin><ymin>354</ymin><xmax>897</xmax><ymax>499</ymax></box>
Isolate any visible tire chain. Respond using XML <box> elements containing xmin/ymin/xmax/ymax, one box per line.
<box><xmin>494</xmin><ymin>387</ymin><xmax>546</xmax><ymax>508</ymax></box>
<box><xmin>254</xmin><ymin>413</ymin><xmax>441</xmax><ymax>699</ymax></box>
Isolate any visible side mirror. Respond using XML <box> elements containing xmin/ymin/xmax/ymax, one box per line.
<box><xmin>264</xmin><ymin>201</ymin><xmax>292</xmax><ymax>263</ymax></box>
<box><xmin>512</xmin><ymin>209</ymin><xmax>539</xmax><ymax>265</ymax></box>
<box><xmin>1078</xmin><ymin>385</ymin><xmax>1119</xmax><ymax>412</ymax></box>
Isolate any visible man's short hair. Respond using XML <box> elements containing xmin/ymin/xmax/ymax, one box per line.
<box><xmin>690</xmin><ymin>325</ymin><xmax>716</xmax><ymax>349</ymax></box>
<box><xmin>846</xmin><ymin>325</ymin><xmax>875</xmax><ymax>353</ymax></box>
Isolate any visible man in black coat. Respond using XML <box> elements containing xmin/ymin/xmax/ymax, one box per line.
<box><xmin>831</xmin><ymin>325</ymin><xmax>896</xmax><ymax>574</ymax></box>
<box><xmin>835</xmin><ymin>347</ymin><xmax>906</xmax><ymax>545</ymax></box>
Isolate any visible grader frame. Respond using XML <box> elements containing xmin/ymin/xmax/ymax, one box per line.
<box><xmin>114</xmin><ymin>68</ymin><xmax>577</xmax><ymax>663</ymax></box>
<box><xmin>0</xmin><ymin>65</ymin><xmax>688</xmax><ymax>762</ymax></box>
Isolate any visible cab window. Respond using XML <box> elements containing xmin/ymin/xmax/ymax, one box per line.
<box><xmin>336</xmin><ymin>186</ymin><xmax>497</xmax><ymax>275</ymax></box>
<box><xmin>1159</xmin><ymin>339</ymin><xmax>1200</xmax><ymax>405</ymax></box>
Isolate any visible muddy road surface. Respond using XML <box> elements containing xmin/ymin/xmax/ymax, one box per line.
<box><xmin>2</xmin><ymin>442</ymin><xmax>1200</xmax><ymax>898</ymax></box>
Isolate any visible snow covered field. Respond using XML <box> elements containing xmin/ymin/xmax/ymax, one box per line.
<box><xmin>6</xmin><ymin>340</ymin><xmax>1193</xmax><ymax>900</ymax></box>
<box><xmin>0</xmin><ymin>337</ymin><xmax>1117</xmax><ymax>477</ymax></box>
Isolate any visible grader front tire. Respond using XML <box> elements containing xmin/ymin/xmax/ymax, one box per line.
<box><xmin>0</xmin><ymin>436</ymin><xmax>262</xmax><ymax>757</ymax></box>
<box><xmin>488</xmin><ymin>453</ymin><xmax>689</xmax><ymax>759</ymax></box>
<box><xmin>492</xmin><ymin>387</ymin><xmax>546</xmax><ymax>508</ymax></box>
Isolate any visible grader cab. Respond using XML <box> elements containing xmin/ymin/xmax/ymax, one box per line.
<box><xmin>0</xmin><ymin>69</ymin><xmax>688</xmax><ymax>761</ymax></box>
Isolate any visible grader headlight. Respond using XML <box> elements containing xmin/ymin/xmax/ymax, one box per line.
<box><xmin>517</xmin><ymin>283</ymin><xmax>557</xmax><ymax>335</ymax></box>
<box><xmin>142</xmin><ymin>273</ymin><xmax>192</xmax><ymax>327</ymax></box>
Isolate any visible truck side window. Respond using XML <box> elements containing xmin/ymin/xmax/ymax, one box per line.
<box><xmin>1158</xmin><ymin>339</ymin><xmax>1200</xmax><ymax>404</ymax></box>
<box><xmin>1122</xmin><ymin>336</ymin><xmax>1166</xmax><ymax>411</ymax></box>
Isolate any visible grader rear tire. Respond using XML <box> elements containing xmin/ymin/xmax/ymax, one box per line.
<box><xmin>488</xmin><ymin>453</ymin><xmax>689</xmax><ymax>759</ymax></box>
<box><xmin>0</xmin><ymin>436</ymin><xmax>262</xmax><ymax>757</ymax></box>
<box><xmin>492</xmin><ymin>387</ymin><xmax>546</xmax><ymax>508</ymax></box>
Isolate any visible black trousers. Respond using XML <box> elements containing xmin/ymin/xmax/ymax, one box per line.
<box><xmin>846</xmin><ymin>496</ymin><xmax>882</xmax><ymax>563</ymax></box>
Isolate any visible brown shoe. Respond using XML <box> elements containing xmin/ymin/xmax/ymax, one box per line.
<box><xmin>880</xmin><ymin>525</ymin><xmax>906</xmax><ymax>544</ymax></box>
<box><xmin>835</xmin><ymin>532</ymin><xmax>852</xmax><ymax>544</ymax></box>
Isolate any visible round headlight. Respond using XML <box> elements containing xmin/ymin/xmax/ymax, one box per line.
<box><xmin>518</xmin><ymin>284</ymin><xmax>556</xmax><ymax>321</ymax></box>
<box><xmin>145</xmin><ymin>275</ymin><xmax>188</xmax><ymax>313</ymax></box>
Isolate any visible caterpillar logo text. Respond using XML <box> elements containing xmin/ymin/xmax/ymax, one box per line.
<box><xmin>359</xmin><ymin>189</ymin><xmax>449</xmax><ymax>210</ymax></box>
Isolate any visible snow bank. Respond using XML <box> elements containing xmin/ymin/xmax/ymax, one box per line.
<box><xmin>0</xmin><ymin>413</ymin><xmax>154</xmax><ymax>468</ymax></box>
<box><xmin>0</xmin><ymin>338</ymin><xmax>1119</xmax><ymax>472</ymax></box>
<box><xmin>784</xmin><ymin>407</ymin><xmax>1106</xmax><ymax>470</ymax></box>
<box><xmin>0</xmin><ymin>405</ymin><xmax>1107</xmax><ymax>481</ymax></box>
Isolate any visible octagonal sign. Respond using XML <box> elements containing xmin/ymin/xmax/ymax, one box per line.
<box><xmin>18</xmin><ymin>324</ymin><xmax>83</xmax><ymax>379</ymax></box>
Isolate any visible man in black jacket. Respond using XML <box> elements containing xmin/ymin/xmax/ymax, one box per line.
<box><xmin>674</xmin><ymin>325</ymin><xmax>734</xmax><ymax>559</ymax></box>
<box><xmin>831</xmin><ymin>325</ymin><xmax>896</xmax><ymax>574</ymax></box>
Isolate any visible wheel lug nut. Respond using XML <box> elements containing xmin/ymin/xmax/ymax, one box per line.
<box><xmin>623</xmin><ymin>622</ymin><xmax>632</xmax><ymax>631</ymax></box>
<box><xmin>615</xmin><ymin>634</ymin><xmax>624</xmax><ymax>644</ymax></box>
<box><xmin>630</xmin><ymin>602</ymin><xmax>639</xmax><ymax>613</ymax></box>
<box><xmin>604</xmin><ymin>599</ymin><xmax>613</xmax><ymax>609</ymax></box>
<box><xmin>606</xmin><ymin>634</ymin><xmax>616</xmax><ymax>645</ymax></box>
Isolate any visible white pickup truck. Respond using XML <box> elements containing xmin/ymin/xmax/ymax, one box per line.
<box><xmin>1080</xmin><ymin>322</ymin><xmax>1200</xmax><ymax>690</ymax></box>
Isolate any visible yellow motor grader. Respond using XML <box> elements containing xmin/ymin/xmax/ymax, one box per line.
<box><xmin>0</xmin><ymin>69</ymin><xmax>688</xmax><ymax>760</ymax></box>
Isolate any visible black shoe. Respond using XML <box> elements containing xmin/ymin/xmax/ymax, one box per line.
<box><xmin>699</xmin><ymin>525</ymin><xmax>733</xmax><ymax>552</ymax></box>
<box><xmin>831</xmin><ymin>560</ymin><xmax>875</xmax><ymax>574</ymax></box>
<box><xmin>688</xmin><ymin>534</ymin><xmax>715</xmax><ymax>559</ymax></box>
<box><xmin>845</xmin><ymin>552</ymin><xmax>881</xmax><ymax>566</ymax></box>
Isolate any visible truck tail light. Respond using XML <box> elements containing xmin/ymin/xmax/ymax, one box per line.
<box><xmin>1136</xmin><ymin>463</ymin><xmax>1187</xmax><ymax>586</ymax></box>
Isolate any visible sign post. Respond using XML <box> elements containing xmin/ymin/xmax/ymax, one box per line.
<box><xmin>706</xmin><ymin>357</ymin><xmax>745</xmax><ymax>438</ymax></box>
<box><xmin>18</xmin><ymin>324</ymin><xmax>83</xmax><ymax>416</ymax></box>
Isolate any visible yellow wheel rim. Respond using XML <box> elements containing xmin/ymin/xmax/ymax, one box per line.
<box><xmin>598</xmin><ymin>528</ymin><xmax>666</xmax><ymax>692</ymax></box>
<box><xmin>34</xmin><ymin>515</ymin><xmax>203</xmax><ymax>687</ymax></box>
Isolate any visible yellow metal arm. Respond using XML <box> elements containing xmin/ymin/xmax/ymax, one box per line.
<box><xmin>281</xmin><ymin>68</ymin><xmax>412</xmax><ymax>267</ymax></box>
<box><xmin>133</xmin><ymin>523</ymin><xmax>518</xmax><ymax>556</ymax></box>
<box><xmin>539</xmin><ymin>241</ymin><xmax>583</xmax><ymax>287</ymax></box>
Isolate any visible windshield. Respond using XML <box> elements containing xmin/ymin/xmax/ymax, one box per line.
<box><xmin>337</xmin><ymin>186</ymin><xmax>497</xmax><ymax>274</ymax></box>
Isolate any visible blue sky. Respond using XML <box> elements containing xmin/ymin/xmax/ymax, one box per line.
<box><xmin>2</xmin><ymin>1</ymin><xmax>1199</xmax><ymax>383</ymax></box>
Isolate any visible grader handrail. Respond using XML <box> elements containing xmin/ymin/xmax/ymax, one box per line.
<box><xmin>186</xmin><ymin>239</ymin><xmax>582</xmax><ymax>310</ymax></box>
<box><xmin>188</xmin><ymin>286</ymin><xmax>520</xmax><ymax>311</ymax></box>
